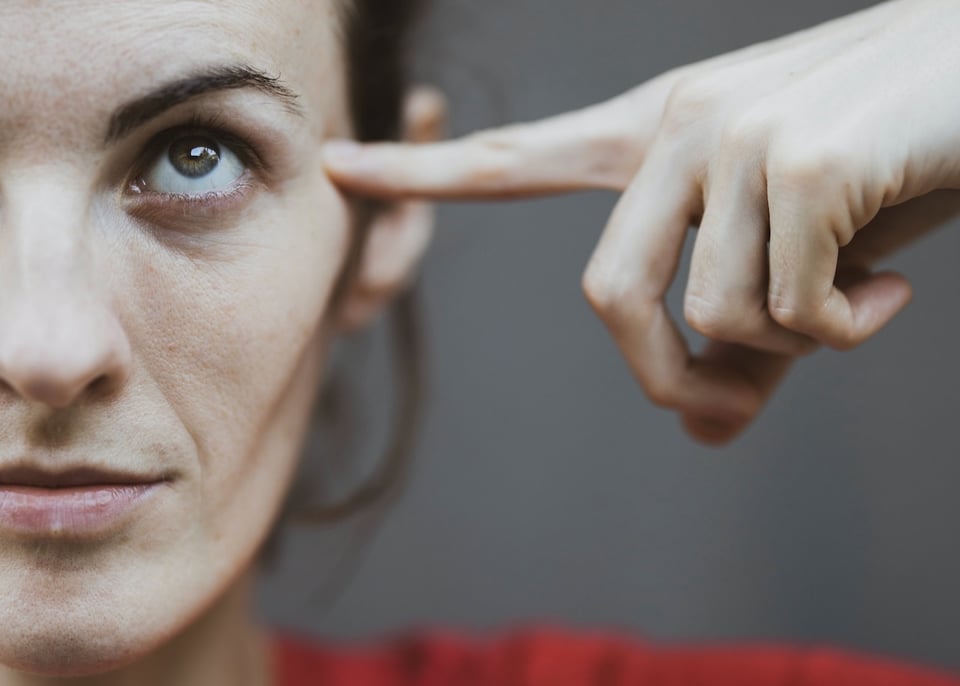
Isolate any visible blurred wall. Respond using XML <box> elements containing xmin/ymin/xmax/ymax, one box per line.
<box><xmin>258</xmin><ymin>0</ymin><xmax>960</xmax><ymax>672</ymax></box>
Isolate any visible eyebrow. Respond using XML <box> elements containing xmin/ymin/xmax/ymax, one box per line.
<box><xmin>104</xmin><ymin>64</ymin><xmax>304</xmax><ymax>144</ymax></box>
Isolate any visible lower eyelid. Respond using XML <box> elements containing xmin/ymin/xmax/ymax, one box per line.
<box><xmin>122</xmin><ymin>174</ymin><xmax>260</xmax><ymax>223</ymax></box>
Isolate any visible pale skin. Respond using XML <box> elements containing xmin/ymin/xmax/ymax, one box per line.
<box><xmin>0</xmin><ymin>0</ymin><xmax>957</xmax><ymax>685</ymax></box>
<box><xmin>0</xmin><ymin>1</ymin><xmax>434</xmax><ymax>685</ymax></box>
<box><xmin>324</xmin><ymin>0</ymin><xmax>960</xmax><ymax>444</ymax></box>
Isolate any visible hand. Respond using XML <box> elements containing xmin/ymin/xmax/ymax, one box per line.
<box><xmin>322</xmin><ymin>0</ymin><xmax>960</xmax><ymax>444</ymax></box>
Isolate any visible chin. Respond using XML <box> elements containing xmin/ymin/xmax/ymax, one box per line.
<box><xmin>0</xmin><ymin>621</ymin><xmax>155</xmax><ymax>677</ymax></box>
<box><xmin>0</xmin><ymin>551</ymin><xmax>200</xmax><ymax>678</ymax></box>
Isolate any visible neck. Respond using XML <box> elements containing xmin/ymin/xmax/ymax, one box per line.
<box><xmin>0</xmin><ymin>571</ymin><xmax>273</xmax><ymax>686</ymax></box>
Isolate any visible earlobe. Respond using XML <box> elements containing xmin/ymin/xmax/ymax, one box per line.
<box><xmin>334</xmin><ymin>86</ymin><xmax>447</xmax><ymax>333</ymax></box>
<box><xmin>334</xmin><ymin>199</ymin><xmax>434</xmax><ymax>332</ymax></box>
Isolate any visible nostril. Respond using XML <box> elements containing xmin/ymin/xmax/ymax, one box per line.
<box><xmin>86</xmin><ymin>373</ymin><xmax>116</xmax><ymax>400</ymax></box>
<box><xmin>0</xmin><ymin>303</ymin><xmax>133</xmax><ymax>408</ymax></box>
<box><xmin>0</xmin><ymin>357</ymin><xmax>125</xmax><ymax>408</ymax></box>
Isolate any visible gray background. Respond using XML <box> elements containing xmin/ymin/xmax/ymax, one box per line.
<box><xmin>258</xmin><ymin>0</ymin><xmax>960</xmax><ymax>673</ymax></box>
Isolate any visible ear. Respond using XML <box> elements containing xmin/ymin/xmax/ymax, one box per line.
<box><xmin>334</xmin><ymin>86</ymin><xmax>447</xmax><ymax>333</ymax></box>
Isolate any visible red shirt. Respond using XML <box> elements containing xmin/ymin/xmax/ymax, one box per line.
<box><xmin>272</xmin><ymin>628</ymin><xmax>960</xmax><ymax>685</ymax></box>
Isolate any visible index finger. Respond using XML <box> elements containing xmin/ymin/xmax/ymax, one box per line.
<box><xmin>322</xmin><ymin>96</ymin><xmax>651</xmax><ymax>201</ymax></box>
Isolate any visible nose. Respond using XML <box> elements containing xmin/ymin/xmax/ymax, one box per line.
<box><xmin>0</xmin><ymin>297</ymin><xmax>132</xmax><ymax>409</ymax></box>
<box><xmin>0</xmin><ymin>176</ymin><xmax>132</xmax><ymax>409</ymax></box>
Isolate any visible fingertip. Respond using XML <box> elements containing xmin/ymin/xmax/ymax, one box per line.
<box><xmin>876</xmin><ymin>270</ymin><xmax>914</xmax><ymax>310</ymax></box>
<box><xmin>322</xmin><ymin>139</ymin><xmax>364</xmax><ymax>172</ymax></box>
<box><xmin>681</xmin><ymin>413</ymin><xmax>750</xmax><ymax>447</ymax></box>
<box><xmin>322</xmin><ymin>140</ymin><xmax>402</xmax><ymax>196</ymax></box>
<box><xmin>842</xmin><ymin>270</ymin><xmax>914</xmax><ymax>348</ymax></box>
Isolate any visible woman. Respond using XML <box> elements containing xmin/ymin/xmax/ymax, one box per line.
<box><xmin>0</xmin><ymin>0</ymin><xmax>954</xmax><ymax>684</ymax></box>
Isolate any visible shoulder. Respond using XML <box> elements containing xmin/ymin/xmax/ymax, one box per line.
<box><xmin>271</xmin><ymin>626</ymin><xmax>959</xmax><ymax>686</ymax></box>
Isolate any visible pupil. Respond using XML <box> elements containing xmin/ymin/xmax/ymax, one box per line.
<box><xmin>169</xmin><ymin>137</ymin><xmax>221</xmax><ymax>179</ymax></box>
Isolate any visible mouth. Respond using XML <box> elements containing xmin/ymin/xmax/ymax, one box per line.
<box><xmin>0</xmin><ymin>465</ymin><xmax>171</xmax><ymax>539</ymax></box>
<box><xmin>0</xmin><ymin>466</ymin><xmax>166</xmax><ymax>489</ymax></box>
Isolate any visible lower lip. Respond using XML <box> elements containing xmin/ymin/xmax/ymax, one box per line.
<box><xmin>0</xmin><ymin>484</ymin><xmax>160</xmax><ymax>538</ymax></box>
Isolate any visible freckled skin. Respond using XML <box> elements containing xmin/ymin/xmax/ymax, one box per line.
<box><xmin>0</xmin><ymin>2</ymin><xmax>386</xmax><ymax>683</ymax></box>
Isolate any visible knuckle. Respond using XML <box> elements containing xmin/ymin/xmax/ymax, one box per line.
<box><xmin>683</xmin><ymin>292</ymin><xmax>737</xmax><ymax>340</ymax></box>
<box><xmin>660</xmin><ymin>76</ymin><xmax>721</xmax><ymax>136</ymax></box>
<box><xmin>767</xmin><ymin>152</ymin><xmax>819</xmax><ymax>191</ymax></box>
<box><xmin>767</xmin><ymin>138</ymin><xmax>852</xmax><ymax>192</ymax></box>
<box><xmin>718</xmin><ymin>107</ymin><xmax>774</xmax><ymax>156</ymax></box>
<box><xmin>584</xmin><ymin>126</ymin><xmax>644</xmax><ymax>190</ymax></box>
<box><xmin>768</xmin><ymin>284</ymin><xmax>860</xmax><ymax>350</ymax></box>
<box><xmin>581</xmin><ymin>264</ymin><xmax>630</xmax><ymax>321</ymax></box>
<box><xmin>767</xmin><ymin>288</ymin><xmax>815</xmax><ymax>331</ymax></box>
<box><xmin>768</xmin><ymin>138</ymin><xmax>860</xmax><ymax>247</ymax></box>
<box><xmin>459</xmin><ymin>131</ymin><xmax>522</xmax><ymax>190</ymax></box>
<box><xmin>643</xmin><ymin>372</ymin><xmax>681</xmax><ymax>409</ymax></box>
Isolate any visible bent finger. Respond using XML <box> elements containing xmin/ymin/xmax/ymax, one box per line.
<box><xmin>686</xmin><ymin>157</ymin><xmax>817</xmax><ymax>357</ymax></box>
<box><xmin>768</xmin><ymin>193</ymin><xmax>912</xmax><ymax>350</ymax></box>
<box><xmin>584</xmin><ymin>140</ymin><xmax>763</xmax><ymax>421</ymax></box>
<box><xmin>680</xmin><ymin>342</ymin><xmax>796</xmax><ymax>446</ymax></box>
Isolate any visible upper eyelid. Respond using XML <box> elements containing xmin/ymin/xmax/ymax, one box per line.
<box><xmin>138</xmin><ymin>121</ymin><xmax>263</xmax><ymax>174</ymax></box>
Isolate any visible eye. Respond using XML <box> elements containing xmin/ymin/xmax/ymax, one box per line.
<box><xmin>135</xmin><ymin>133</ymin><xmax>247</xmax><ymax>196</ymax></box>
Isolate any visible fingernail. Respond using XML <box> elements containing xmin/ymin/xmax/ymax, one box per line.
<box><xmin>323</xmin><ymin>139</ymin><xmax>362</xmax><ymax>166</ymax></box>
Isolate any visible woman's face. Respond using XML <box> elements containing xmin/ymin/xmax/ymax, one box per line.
<box><xmin>0</xmin><ymin>0</ymin><xmax>372</xmax><ymax>674</ymax></box>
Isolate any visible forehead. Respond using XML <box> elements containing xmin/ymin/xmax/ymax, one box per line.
<box><xmin>0</xmin><ymin>0</ymin><xmax>345</xmax><ymax>140</ymax></box>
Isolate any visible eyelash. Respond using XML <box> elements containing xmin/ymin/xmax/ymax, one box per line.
<box><xmin>126</xmin><ymin>112</ymin><xmax>264</xmax><ymax>216</ymax></box>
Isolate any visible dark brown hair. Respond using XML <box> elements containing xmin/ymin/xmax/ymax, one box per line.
<box><xmin>286</xmin><ymin>0</ymin><xmax>428</xmax><ymax>525</ymax></box>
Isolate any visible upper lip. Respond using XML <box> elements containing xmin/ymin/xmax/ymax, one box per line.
<box><xmin>0</xmin><ymin>466</ymin><xmax>166</xmax><ymax>489</ymax></box>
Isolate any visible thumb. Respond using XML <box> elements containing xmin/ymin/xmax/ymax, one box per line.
<box><xmin>833</xmin><ymin>267</ymin><xmax>913</xmax><ymax>349</ymax></box>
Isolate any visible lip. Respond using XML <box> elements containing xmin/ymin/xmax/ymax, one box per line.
<box><xmin>0</xmin><ymin>466</ymin><xmax>169</xmax><ymax>539</ymax></box>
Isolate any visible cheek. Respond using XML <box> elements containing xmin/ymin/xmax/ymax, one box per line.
<box><xmin>123</xmin><ymin>169</ymin><xmax>352</xmax><ymax>545</ymax></box>
<box><xmin>0</xmin><ymin>170</ymin><xmax>356</xmax><ymax>675</ymax></box>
